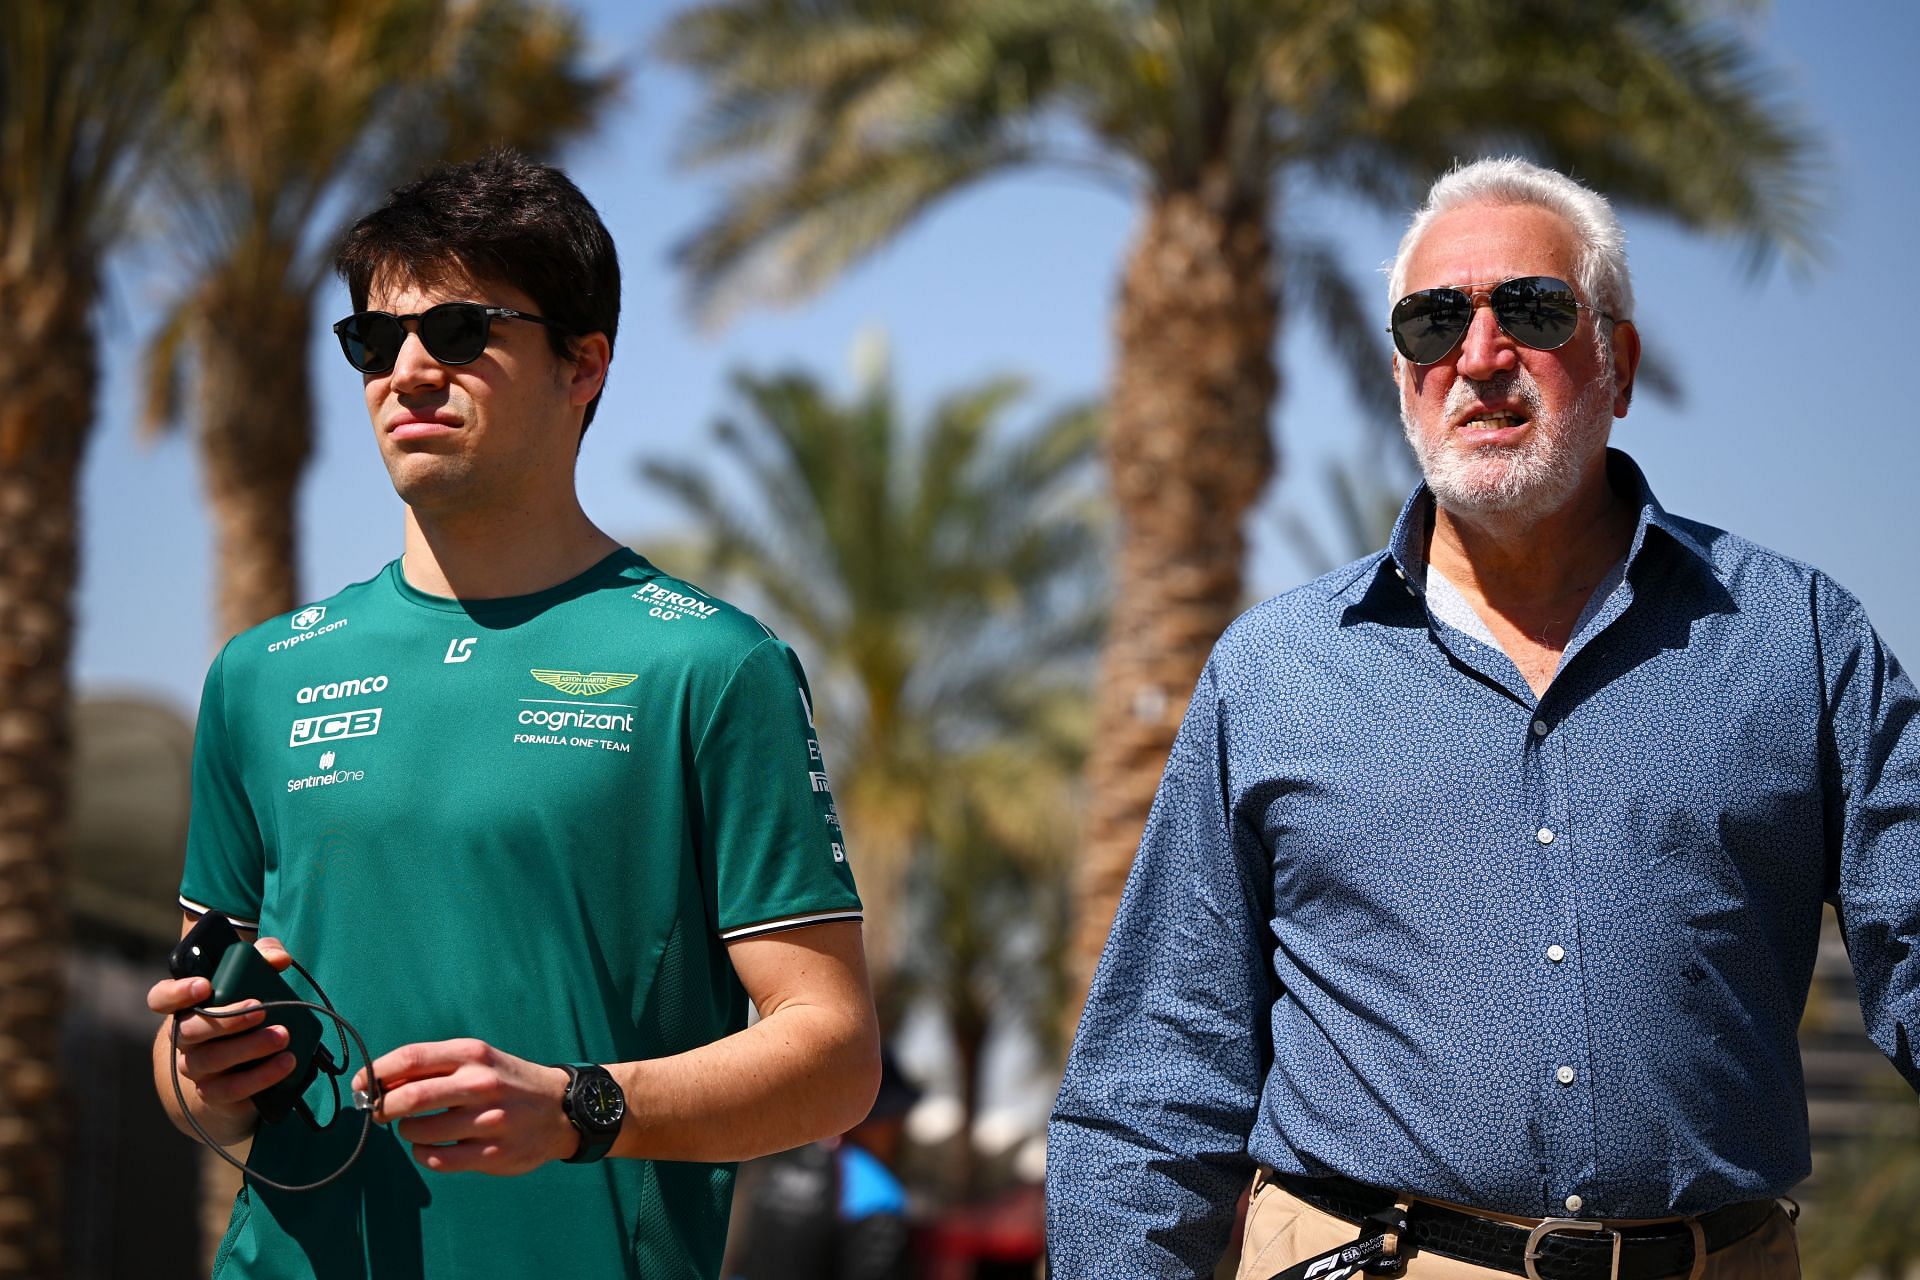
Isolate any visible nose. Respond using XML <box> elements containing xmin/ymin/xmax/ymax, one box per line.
<box><xmin>1453</xmin><ymin>295</ymin><xmax>1518</xmax><ymax>380</ymax></box>
<box><xmin>388</xmin><ymin>323</ymin><xmax>446</xmax><ymax>394</ymax></box>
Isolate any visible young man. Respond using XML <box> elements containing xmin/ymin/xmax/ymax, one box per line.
<box><xmin>1048</xmin><ymin>158</ymin><xmax>1918</xmax><ymax>1277</ymax></box>
<box><xmin>147</xmin><ymin>151</ymin><xmax>880</xmax><ymax>1278</ymax></box>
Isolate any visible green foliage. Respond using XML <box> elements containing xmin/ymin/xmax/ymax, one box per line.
<box><xmin>660</xmin><ymin>0</ymin><xmax>1821</xmax><ymax>326</ymax></box>
<box><xmin>0</xmin><ymin>0</ymin><xmax>197</xmax><ymax>276</ymax></box>
<box><xmin>1275</xmin><ymin>449</ymin><xmax>1414</xmax><ymax>580</ymax></box>
<box><xmin>641</xmin><ymin>338</ymin><xmax>1105</xmax><ymax>1044</ymax></box>
<box><xmin>1798</xmin><ymin>1101</ymin><xmax>1920</xmax><ymax>1277</ymax></box>
<box><xmin>138</xmin><ymin>0</ymin><xmax>622</xmax><ymax>439</ymax></box>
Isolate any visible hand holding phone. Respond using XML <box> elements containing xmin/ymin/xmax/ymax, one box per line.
<box><xmin>159</xmin><ymin>912</ymin><xmax>324</xmax><ymax>1123</ymax></box>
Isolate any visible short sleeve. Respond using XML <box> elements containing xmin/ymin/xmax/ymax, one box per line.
<box><xmin>695</xmin><ymin>638</ymin><xmax>862</xmax><ymax>940</ymax></box>
<box><xmin>177</xmin><ymin>643</ymin><xmax>267</xmax><ymax>928</ymax></box>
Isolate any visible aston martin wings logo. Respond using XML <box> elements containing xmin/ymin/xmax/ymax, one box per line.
<box><xmin>529</xmin><ymin>669</ymin><xmax>640</xmax><ymax>697</ymax></box>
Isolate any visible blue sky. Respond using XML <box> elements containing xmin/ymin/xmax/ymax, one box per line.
<box><xmin>78</xmin><ymin>0</ymin><xmax>1919</xmax><ymax>713</ymax></box>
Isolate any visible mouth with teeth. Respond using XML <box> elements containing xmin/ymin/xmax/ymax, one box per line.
<box><xmin>1454</xmin><ymin>409</ymin><xmax>1532</xmax><ymax>440</ymax></box>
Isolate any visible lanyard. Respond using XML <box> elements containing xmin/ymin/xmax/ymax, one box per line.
<box><xmin>1263</xmin><ymin>1205</ymin><xmax>1408</xmax><ymax>1280</ymax></box>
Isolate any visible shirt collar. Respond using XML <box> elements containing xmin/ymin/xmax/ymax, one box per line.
<box><xmin>1384</xmin><ymin>448</ymin><xmax>1714</xmax><ymax>595</ymax></box>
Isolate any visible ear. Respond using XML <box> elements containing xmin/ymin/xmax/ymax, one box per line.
<box><xmin>564</xmin><ymin>332</ymin><xmax>612</xmax><ymax>409</ymax></box>
<box><xmin>1609</xmin><ymin>321</ymin><xmax>1640</xmax><ymax>418</ymax></box>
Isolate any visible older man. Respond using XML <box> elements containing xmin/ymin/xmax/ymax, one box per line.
<box><xmin>1047</xmin><ymin>157</ymin><xmax>1918</xmax><ymax>1279</ymax></box>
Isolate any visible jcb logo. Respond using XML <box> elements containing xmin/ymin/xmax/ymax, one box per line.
<box><xmin>289</xmin><ymin>708</ymin><xmax>383</xmax><ymax>749</ymax></box>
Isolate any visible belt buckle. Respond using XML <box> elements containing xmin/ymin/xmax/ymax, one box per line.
<box><xmin>1524</xmin><ymin>1218</ymin><xmax>1621</xmax><ymax>1280</ymax></box>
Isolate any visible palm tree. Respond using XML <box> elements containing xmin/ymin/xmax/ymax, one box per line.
<box><xmin>640</xmin><ymin>338</ymin><xmax>1104</xmax><ymax>1031</ymax></box>
<box><xmin>0</xmin><ymin>2</ymin><xmax>200</xmax><ymax>1273</ymax></box>
<box><xmin>141</xmin><ymin>0</ymin><xmax>620</xmax><ymax>642</ymax></box>
<box><xmin>1274</xmin><ymin>450</ymin><xmax>1415</xmax><ymax>582</ymax></box>
<box><xmin>657</xmin><ymin>0</ymin><xmax>1821</xmax><ymax>1017</ymax></box>
<box><xmin>645</xmin><ymin>342</ymin><xmax>1100</xmax><ymax>1197</ymax></box>
<box><xmin>905</xmin><ymin>732</ymin><xmax>1084</xmax><ymax>1196</ymax></box>
<box><xmin>1797</xmin><ymin>1097</ymin><xmax>1920</xmax><ymax>1277</ymax></box>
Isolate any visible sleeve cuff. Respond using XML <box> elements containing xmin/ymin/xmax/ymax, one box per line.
<box><xmin>720</xmin><ymin>909</ymin><xmax>864</xmax><ymax>942</ymax></box>
<box><xmin>178</xmin><ymin>895</ymin><xmax>260</xmax><ymax>931</ymax></box>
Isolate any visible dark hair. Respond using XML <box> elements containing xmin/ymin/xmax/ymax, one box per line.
<box><xmin>335</xmin><ymin>149</ymin><xmax>621</xmax><ymax>433</ymax></box>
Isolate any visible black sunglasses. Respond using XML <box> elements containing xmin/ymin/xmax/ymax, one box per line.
<box><xmin>1388</xmin><ymin>275</ymin><xmax>1616</xmax><ymax>366</ymax></box>
<box><xmin>330</xmin><ymin>302</ymin><xmax>568</xmax><ymax>374</ymax></box>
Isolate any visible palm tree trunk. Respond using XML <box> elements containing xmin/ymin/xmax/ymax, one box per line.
<box><xmin>0</xmin><ymin>275</ymin><xmax>93</xmax><ymax>1280</ymax></box>
<box><xmin>951</xmin><ymin>1000</ymin><xmax>988</xmax><ymax>1203</ymax></box>
<box><xmin>1071</xmin><ymin>176</ymin><xmax>1276</xmax><ymax>1026</ymax></box>
<box><xmin>196</xmin><ymin>286</ymin><xmax>313</xmax><ymax>641</ymax></box>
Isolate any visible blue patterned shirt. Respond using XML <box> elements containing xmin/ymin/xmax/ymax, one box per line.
<box><xmin>1047</xmin><ymin>451</ymin><xmax>1920</xmax><ymax>1275</ymax></box>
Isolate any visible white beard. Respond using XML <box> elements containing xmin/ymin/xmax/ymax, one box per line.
<box><xmin>1400</xmin><ymin>363</ymin><xmax>1616</xmax><ymax>525</ymax></box>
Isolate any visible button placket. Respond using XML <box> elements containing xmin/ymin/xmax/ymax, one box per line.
<box><xmin>1529</xmin><ymin>711</ymin><xmax>1594</xmax><ymax>1212</ymax></box>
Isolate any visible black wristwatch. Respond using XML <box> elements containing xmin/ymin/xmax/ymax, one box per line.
<box><xmin>556</xmin><ymin>1063</ymin><xmax>625</xmax><ymax>1164</ymax></box>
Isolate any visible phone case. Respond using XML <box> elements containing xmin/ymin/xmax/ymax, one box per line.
<box><xmin>210</xmin><ymin>944</ymin><xmax>327</xmax><ymax>1123</ymax></box>
<box><xmin>168</xmin><ymin>911</ymin><xmax>242</xmax><ymax>982</ymax></box>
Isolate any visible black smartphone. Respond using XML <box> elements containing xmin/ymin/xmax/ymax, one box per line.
<box><xmin>168</xmin><ymin>911</ymin><xmax>326</xmax><ymax>1124</ymax></box>
<box><xmin>168</xmin><ymin>910</ymin><xmax>242</xmax><ymax>982</ymax></box>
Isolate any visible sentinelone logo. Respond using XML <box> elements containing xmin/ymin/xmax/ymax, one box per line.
<box><xmin>515</xmin><ymin>668</ymin><xmax>638</xmax><ymax>751</ymax></box>
<box><xmin>268</xmin><ymin>605</ymin><xmax>349</xmax><ymax>654</ymax></box>
<box><xmin>287</xmin><ymin>751</ymin><xmax>366</xmax><ymax>793</ymax></box>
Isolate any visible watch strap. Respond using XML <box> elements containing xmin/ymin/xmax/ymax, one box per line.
<box><xmin>556</xmin><ymin>1062</ymin><xmax>620</xmax><ymax>1164</ymax></box>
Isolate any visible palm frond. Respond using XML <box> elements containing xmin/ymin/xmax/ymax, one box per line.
<box><xmin>137</xmin><ymin>291</ymin><xmax>199</xmax><ymax>442</ymax></box>
<box><xmin>1280</xmin><ymin>234</ymin><xmax>1400</xmax><ymax>438</ymax></box>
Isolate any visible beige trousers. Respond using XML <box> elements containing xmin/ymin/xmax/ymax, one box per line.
<box><xmin>1235</xmin><ymin>1171</ymin><xmax>1800</xmax><ymax>1280</ymax></box>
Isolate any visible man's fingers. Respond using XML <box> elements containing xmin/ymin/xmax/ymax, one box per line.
<box><xmin>411</xmin><ymin>1140</ymin><xmax>506</xmax><ymax>1175</ymax></box>
<box><xmin>170</xmin><ymin>1005</ymin><xmax>267</xmax><ymax>1048</ymax></box>
<box><xmin>181</xmin><ymin>1023</ymin><xmax>290</xmax><ymax>1080</ymax></box>
<box><xmin>254</xmin><ymin>937</ymin><xmax>293</xmax><ymax>971</ymax></box>
<box><xmin>374</xmin><ymin>1068</ymin><xmax>496</xmax><ymax>1122</ymax></box>
<box><xmin>146</xmin><ymin>976</ymin><xmax>212</xmax><ymax>1016</ymax></box>
<box><xmin>360</xmin><ymin>1039</ymin><xmax>492</xmax><ymax>1095</ymax></box>
<box><xmin>394</xmin><ymin>1107</ymin><xmax>508</xmax><ymax>1147</ymax></box>
<box><xmin>193</xmin><ymin>1050</ymin><xmax>297</xmax><ymax>1107</ymax></box>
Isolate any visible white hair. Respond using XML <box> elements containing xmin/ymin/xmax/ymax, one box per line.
<box><xmin>1386</xmin><ymin>157</ymin><xmax>1634</xmax><ymax>322</ymax></box>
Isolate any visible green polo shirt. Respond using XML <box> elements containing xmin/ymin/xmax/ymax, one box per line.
<box><xmin>178</xmin><ymin>549</ymin><xmax>861</xmax><ymax>1279</ymax></box>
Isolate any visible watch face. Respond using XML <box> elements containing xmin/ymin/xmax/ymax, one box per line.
<box><xmin>580</xmin><ymin>1074</ymin><xmax>625</xmax><ymax>1130</ymax></box>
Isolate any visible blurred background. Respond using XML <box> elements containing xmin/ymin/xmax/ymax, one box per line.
<box><xmin>4</xmin><ymin>0</ymin><xmax>1917</xmax><ymax>1276</ymax></box>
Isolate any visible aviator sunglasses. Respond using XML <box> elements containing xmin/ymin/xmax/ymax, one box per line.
<box><xmin>331</xmin><ymin>302</ymin><xmax>569</xmax><ymax>374</ymax></box>
<box><xmin>1388</xmin><ymin>275</ymin><xmax>1617</xmax><ymax>365</ymax></box>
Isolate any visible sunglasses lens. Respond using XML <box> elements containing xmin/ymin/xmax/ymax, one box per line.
<box><xmin>1391</xmin><ymin>288</ymin><xmax>1472</xmax><ymax>364</ymax></box>
<box><xmin>419</xmin><ymin>303</ymin><xmax>490</xmax><ymax>365</ymax></box>
<box><xmin>1492</xmin><ymin>276</ymin><xmax>1580</xmax><ymax>350</ymax></box>
<box><xmin>337</xmin><ymin>313</ymin><xmax>403</xmax><ymax>373</ymax></box>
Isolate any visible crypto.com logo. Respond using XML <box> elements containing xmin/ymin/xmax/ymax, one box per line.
<box><xmin>291</xmin><ymin>606</ymin><xmax>326</xmax><ymax>630</ymax></box>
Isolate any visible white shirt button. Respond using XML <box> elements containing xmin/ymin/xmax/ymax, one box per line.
<box><xmin>1531</xmin><ymin>719</ymin><xmax>1549</xmax><ymax>736</ymax></box>
<box><xmin>1556</xmin><ymin>1066</ymin><xmax>1576</xmax><ymax>1085</ymax></box>
<box><xmin>1547</xmin><ymin>944</ymin><xmax>1566</xmax><ymax>963</ymax></box>
<box><xmin>1537</xmin><ymin>827</ymin><xmax>1556</xmax><ymax>845</ymax></box>
<box><xmin>1564</xmin><ymin>1194</ymin><xmax>1584</xmax><ymax>1213</ymax></box>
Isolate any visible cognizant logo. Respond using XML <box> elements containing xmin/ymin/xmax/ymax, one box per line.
<box><xmin>517</xmin><ymin>708</ymin><xmax>634</xmax><ymax>733</ymax></box>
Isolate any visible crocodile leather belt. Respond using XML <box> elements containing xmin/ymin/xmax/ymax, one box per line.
<box><xmin>1269</xmin><ymin>1171</ymin><xmax>1777</xmax><ymax>1280</ymax></box>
